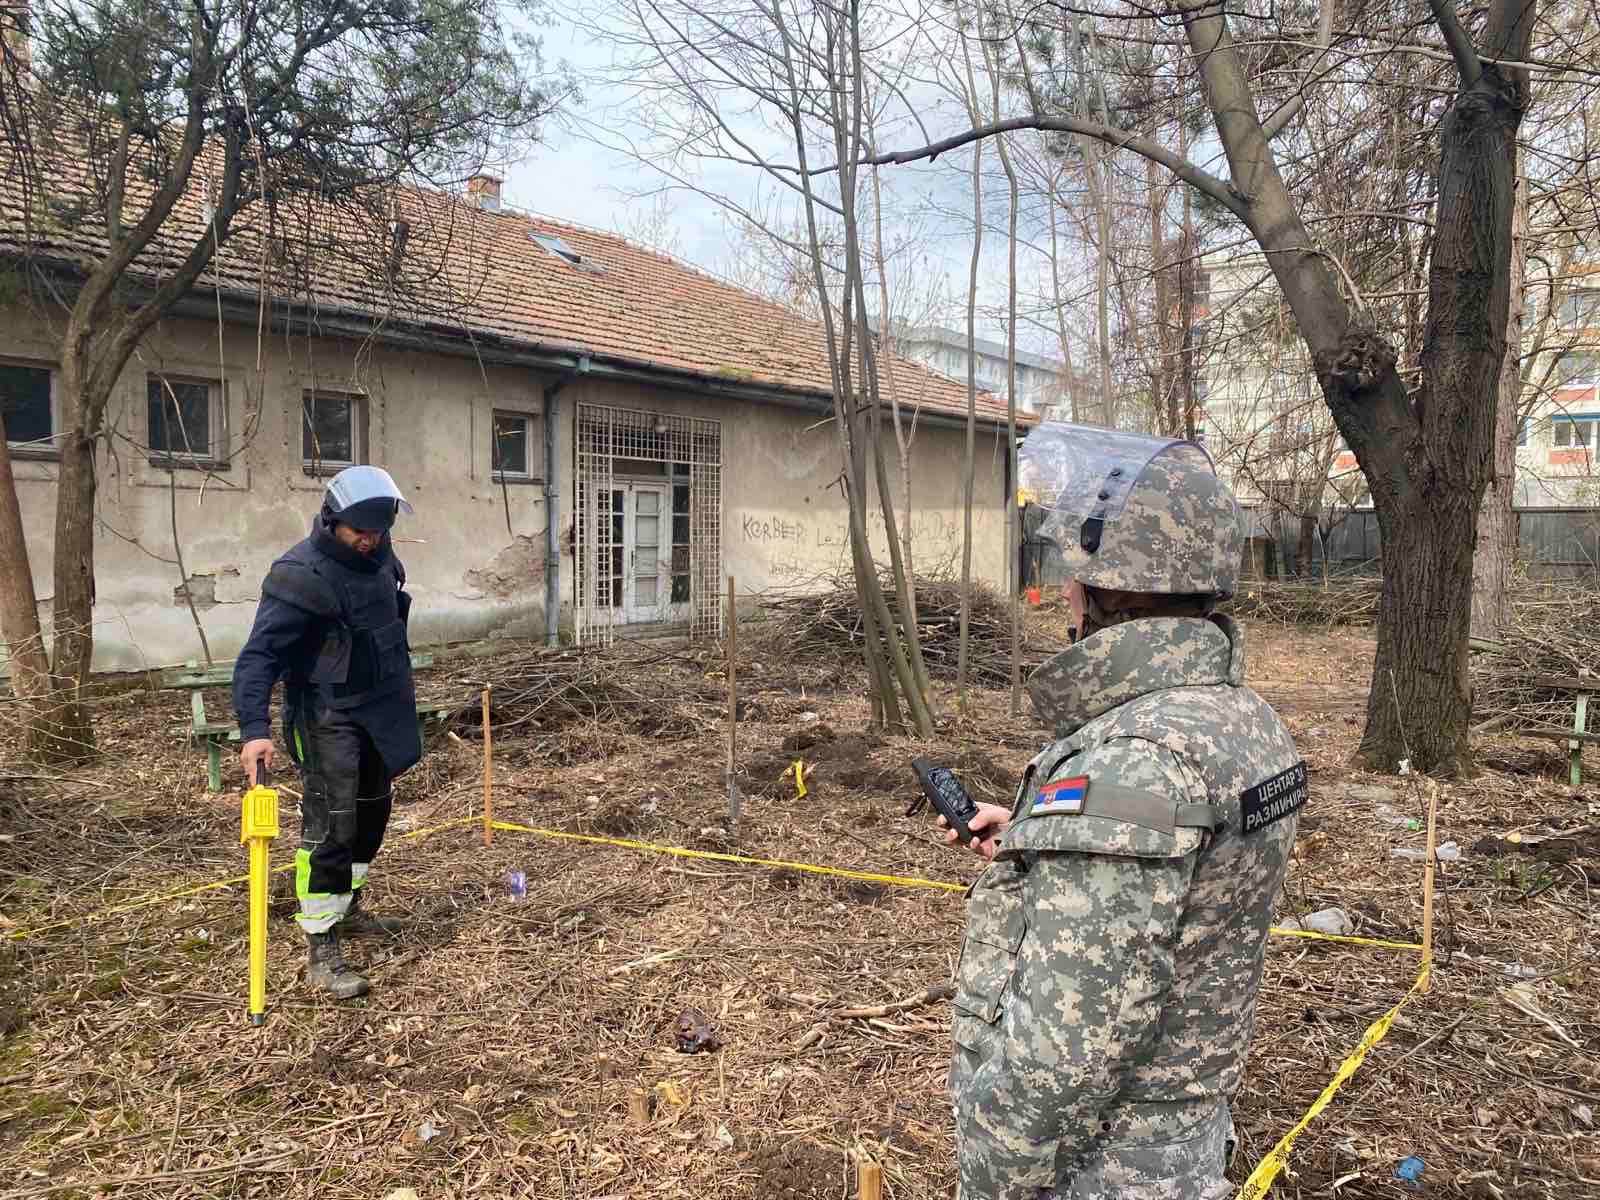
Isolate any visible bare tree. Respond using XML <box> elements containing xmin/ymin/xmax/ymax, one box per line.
<box><xmin>0</xmin><ymin>408</ymin><xmax>51</xmax><ymax>754</ymax></box>
<box><xmin>585</xmin><ymin>0</ymin><xmax>937</xmax><ymax>734</ymax></box>
<box><xmin>0</xmin><ymin>0</ymin><xmax>556</xmax><ymax>759</ymax></box>
<box><xmin>872</xmin><ymin>0</ymin><xmax>1540</xmax><ymax>773</ymax></box>
<box><xmin>1472</xmin><ymin>176</ymin><xmax>1525</xmax><ymax>640</ymax></box>
<box><xmin>953</xmin><ymin>11</ymin><xmax>985</xmax><ymax>709</ymax></box>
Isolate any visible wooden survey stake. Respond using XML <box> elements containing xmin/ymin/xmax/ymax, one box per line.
<box><xmin>726</xmin><ymin>576</ymin><xmax>739</xmax><ymax>835</ymax></box>
<box><xmin>1420</xmin><ymin>778</ymin><xmax>1440</xmax><ymax>992</ymax></box>
<box><xmin>857</xmin><ymin>1158</ymin><xmax>882</xmax><ymax>1200</ymax></box>
<box><xmin>482</xmin><ymin>686</ymin><xmax>493</xmax><ymax>847</ymax></box>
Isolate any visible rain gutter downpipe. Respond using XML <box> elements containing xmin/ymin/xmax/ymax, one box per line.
<box><xmin>543</xmin><ymin>356</ymin><xmax>589</xmax><ymax>647</ymax></box>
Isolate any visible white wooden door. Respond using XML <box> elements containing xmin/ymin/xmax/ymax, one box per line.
<box><xmin>624</xmin><ymin>483</ymin><xmax>670</xmax><ymax>623</ymax></box>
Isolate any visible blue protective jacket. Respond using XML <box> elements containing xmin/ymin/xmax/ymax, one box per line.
<box><xmin>231</xmin><ymin>517</ymin><xmax>422</xmax><ymax>776</ymax></box>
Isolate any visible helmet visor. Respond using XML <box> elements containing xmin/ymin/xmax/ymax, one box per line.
<box><xmin>325</xmin><ymin>465</ymin><xmax>414</xmax><ymax>516</ymax></box>
<box><xmin>1018</xmin><ymin>422</ymin><xmax>1214</xmax><ymax>547</ymax></box>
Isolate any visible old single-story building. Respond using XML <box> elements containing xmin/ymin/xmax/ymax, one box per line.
<box><xmin>1</xmin><ymin>171</ymin><xmax>1022</xmax><ymax>672</ymax></box>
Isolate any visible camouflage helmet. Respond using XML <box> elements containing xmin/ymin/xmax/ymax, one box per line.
<box><xmin>1017</xmin><ymin>422</ymin><xmax>1241</xmax><ymax>598</ymax></box>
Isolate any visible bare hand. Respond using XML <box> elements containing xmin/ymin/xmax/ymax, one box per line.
<box><xmin>936</xmin><ymin>802</ymin><xmax>1011</xmax><ymax>861</ymax></box>
<box><xmin>240</xmin><ymin>738</ymin><xmax>274</xmax><ymax>786</ymax></box>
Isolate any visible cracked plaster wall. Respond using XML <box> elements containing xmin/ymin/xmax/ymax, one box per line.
<box><xmin>4</xmin><ymin>306</ymin><xmax>1009</xmax><ymax>676</ymax></box>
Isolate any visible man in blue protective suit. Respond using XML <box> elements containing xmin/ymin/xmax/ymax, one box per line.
<box><xmin>232</xmin><ymin>465</ymin><xmax>423</xmax><ymax>999</ymax></box>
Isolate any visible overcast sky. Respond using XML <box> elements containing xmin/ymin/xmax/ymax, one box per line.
<box><xmin>498</xmin><ymin>5</ymin><xmax>1081</xmax><ymax>359</ymax></box>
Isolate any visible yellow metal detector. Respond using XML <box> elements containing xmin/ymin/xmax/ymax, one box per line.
<box><xmin>240</xmin><ymin>764</ymin><xmax>280</xmax><ymax>1026</ymax></box>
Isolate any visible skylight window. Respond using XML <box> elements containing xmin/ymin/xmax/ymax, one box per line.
<box><xmin>532</xmin><ymin>233</ymin><xmax>582</xmax><ymax>266</ymax></box>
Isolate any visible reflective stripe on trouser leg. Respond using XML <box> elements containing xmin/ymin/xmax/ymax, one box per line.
<box><xmin>295</xmin><ymin>849</ymin><xmax>351</xmax><ymax>933</ymax></box>
<box><xmin>351</xmin><ymin>862</ymin><xmax>370</xmax><ymax>890</ymax></box>
<box><xmin>296</xmin><ymin>708</ymin><xmax>364</xmax><ymax>933</ymax></box>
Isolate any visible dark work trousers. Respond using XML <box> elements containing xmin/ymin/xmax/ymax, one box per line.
<box><xmin>287</xmin><ymin>704</ymin><xmax>394</xmax><ymax>934</ymax></box>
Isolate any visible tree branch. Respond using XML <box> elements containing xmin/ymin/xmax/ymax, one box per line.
<box><xmin>1260</xmin><ymin>0</ymin><xmax>1334</xmax><ymax>140</ymax></box>
<box><xmin>104</xmin><ymin>120</ymin><xmax>131</xmax><ymax>249</ymax></box>
<box><xmin>94</xmin><ymin>115</ymin><xmax>247</xmax><ymax>401</ymax></box>
<box><xmin>864</xmin><ymin>115</ymin><xmax>1247</xmax><ymax>221</ymax></box>
<box><xmin>1426</xmin><ymin>0</ymin><xmax>1482</xmax><ymax>85</ymax></box>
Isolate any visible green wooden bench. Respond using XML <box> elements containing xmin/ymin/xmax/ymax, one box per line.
<box><xmin>162</xmin><ymin>655</ymin><xmax>454</xmax><ymax>792</ymax></box>
<box><xmin>1509</xmin><ymin>671</ymin><xmax>1599</xmax><ymax>788</ymax></box>
<box><xmin>1471</xmin><ymin>642</ymin><xmax>1598</xmax><ymax>787</ymax></box>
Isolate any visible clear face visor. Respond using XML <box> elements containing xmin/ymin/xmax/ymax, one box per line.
<box><xmin>325</xmin><ymin>465</ymin><xmax>414</xmax><ymax>516</ymax></box>
<box><xmin>1017</xmin><ymin>422</ymin><xmax>1216</xmax><ymax>552</ymax></box>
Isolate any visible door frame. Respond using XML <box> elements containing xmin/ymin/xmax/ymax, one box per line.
<box><xmin>622</xmin><ymin>480</ymin><xmax>670</xmax><ymax>624</ymax></box>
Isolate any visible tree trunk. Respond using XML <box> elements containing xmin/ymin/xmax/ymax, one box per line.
<box><xmin>1070</xmin><ymin>18</ymin><xmax>1116</xmax><ymax>428</ymax></box>
<box><xmin>1365</xmin><ymin>488</ymin><xmax>1477</xmax><ymax>771</ymax></box>
<box><xmin>0</xmin><ymin>413</ymin><xmax>53</xmax><ymax>755</ymax></box>
<box><xmin>1178</xmin><ymin>147</ymin><xmax>1198</xmax><ymax>442</ymax></box>
<box><xmin>47</xmin><ymin>344</ymin><xmax>99</xmax><ymax>761</ymax></box>
<box><xmin>979</xmin><ymin>14</ymin><xmax>1022</xmax><ymax>715</ymax></box>
<box><xmin>1149</xmin><ymin>157</ymin><xmax>1177</xmax><ymax>437</ymax></box>
<box><xmin>1179</xmin><ymin>0</ymin><xmax>1531</xmax><ymax>775</ymax></box>
<box><xmin>1045</xmin><ymin>171</ymin><xmax>1082</xmax><ymax>423</ymax></box>
<box><xmin>1355</xmin><ymin>88</ymin><xmax>1525</xmax><ymax>770</ymax></box>
<box><xmin>1298</xmin><ymin>510</ymin><xmax>1318</xmax><ymax>577</ymax></box>
<box><xmin>865</xmin><ymin>148</ymin><xmax>928</xmax><ymax>690</ymax></box>
<box><xmin>956</xmin><ymin>28</ymin><xmax>983</xmax><ymax>710</ymax></box>
<box><xmin>1472</xmin><ymin>175</ymin><xmax>1525</xmax><ymax>642</ymax></box>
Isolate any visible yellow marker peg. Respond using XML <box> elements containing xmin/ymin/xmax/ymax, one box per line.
<box><xmin>240</xmin><ymin>767</ymin><xmax>280</xmax><ymax>1027</ymax></box>
<box><xmin>782</xmin><ymin>758</ymin><xmax>808</xmax><ymax>799</ymax></box>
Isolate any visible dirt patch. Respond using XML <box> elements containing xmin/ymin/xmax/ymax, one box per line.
<box><xmin>745</xmin><ymin>1138</ymin><xmax>845</xmax><ymax>1200</ymax></box>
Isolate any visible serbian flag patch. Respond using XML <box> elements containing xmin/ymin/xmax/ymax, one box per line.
<box><xmin>1034</xmin><ymin>776</ymin><xmax>1088</xmax><ymax>813</ymax></box>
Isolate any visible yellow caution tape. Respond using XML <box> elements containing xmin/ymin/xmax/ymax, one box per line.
<box><xmin>2</xmin><ymin>816</ymin><xmax>477</xmax><ymax>942</ymax></box>
<box><xmin>3</xmin><ymin>812</ymin><xmax>1427</xmax><ymax>958</ymax></box>
<box><xmin>489</xmin><ymin>819</ymin><xmax>964</xmax><ymax>892</ymax></box>
<box><xmin>486</xmin><ymin>821</ymin><xmax>1426</xmax><ymax>952</ymax></box>
<box><xmin>1265</xmin><ymin>927</ymin><xmax>1424</xmax><ymax>952</ymax></box>
<box><xmin>1234</xmin><ymin>959</ymin><xmax>1432</xmax><ymax>1199</ymax></box>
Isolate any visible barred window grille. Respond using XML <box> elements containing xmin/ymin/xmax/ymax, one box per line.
<box><xmin>575</xmin><ymin>403</ymin><xmax>722</xmax><ymax>645</ymax></box>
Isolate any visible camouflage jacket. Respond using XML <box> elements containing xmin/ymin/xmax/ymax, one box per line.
<box><xmin>950</xmin><ymin>615</ymin><xmax>1303</xmax><ymax>1199</ymax></box>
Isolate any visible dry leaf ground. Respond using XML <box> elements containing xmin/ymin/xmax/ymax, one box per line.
<box><xmin>0</xmin><ymin>613</ymin><xmax>1595</xmax><ymax>1199</ymax></box>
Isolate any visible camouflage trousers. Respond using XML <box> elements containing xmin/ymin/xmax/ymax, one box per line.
<box><xmin>956</xmin><ymin>1105</ymin><xmax>1235</xmax><ymax>1200</ymax></box>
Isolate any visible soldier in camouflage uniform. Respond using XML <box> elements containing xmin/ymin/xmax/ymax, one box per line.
<box><xmin>940</xmin><ymin>426</ymin><xmax>1306</xmax><ymax>1199</ymax></box>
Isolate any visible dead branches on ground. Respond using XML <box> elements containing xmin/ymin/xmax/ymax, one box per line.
<box><xmin>1225</xmin><ymin>578</ymin><xmax>1381</xmax><ymax>626</ymax></box>
<box><xmin>755</xmin><ymin>574</ymin><xmax>1061</xmax><ymax>687</ymax></box>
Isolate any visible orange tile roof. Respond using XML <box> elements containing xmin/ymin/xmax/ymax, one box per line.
<box><xmin>0</xmin><ymin>130</ymin><xmax>1023</xmax><ymax>427</ymax></box>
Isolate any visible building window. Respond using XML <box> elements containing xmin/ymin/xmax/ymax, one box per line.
<box><xmin>1555</xmin><ymin>352</ymin><xmax>1599</xmax><ymax>386</ymax></box>
<box><xmin>671</xmin><ymin>463</ymin><xmax>691</xmax><ymax>603</ymax></box>
<box><xmin>147</xmin><ymin>375</ymin><xmax>221</xmax><ymax>464</ymax></box>
<box><xmin>1552</xmin><ymin>415</ymin><xmax>1598</xmax><ymax>448</ymax></box>
<box><xmin>1558</xmin><ymin>291</ymin><xmax>1600</xmax><ymax>329</ymax></box>
<box><xmin>302</xmin><ymin>391</ymin><xmax>364</xmax><ymax>471</ymax></box>
<box><xmin>492</xmin><ymin>410</ymin><xmax>533</xmax><ymax>480</ymax></box>
<box><xmin>0</xmin><ymin>359</ymin><xmax>56</xmax><ymax>455</ymax></box>
<box><xmin>532</xmin><ymin>233</ymin><xmax>582</xmax><ymax>266</ymax></box>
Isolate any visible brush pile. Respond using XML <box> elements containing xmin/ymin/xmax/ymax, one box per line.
<box><xmin>438</xmin><ymin>647</ymin><xmax>727</xmax><ymax>741</ymax></box>
<box><xmin>1225</xmin><ymin>576</ymin><xmax>1381</xmax><ymax>626</ymax></box>
<box><xmin>1471</xmin><ymin>580</ymin><xmax>1600</xmax><ymax>729</ymax></box>
<box><xmin>756</xmin><ymin>574</ymin><xmax>1060</xmax><ymax>687</ymax></box>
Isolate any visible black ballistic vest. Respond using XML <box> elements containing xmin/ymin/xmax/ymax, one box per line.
<box><xmin>261</xmin><ymin>525</ymin><xmax>422</xmax><ymax>776</ymax></box>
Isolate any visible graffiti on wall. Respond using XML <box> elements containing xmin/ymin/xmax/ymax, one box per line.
<box><xmin>742</xmin><ymin>505</ymin><xmax>991</xmax><ymax>582</ymax></box>
<box><xmin>741</xmin><ymin>514</ymin><xmax>808</xmax><ymax>544</ymax></box>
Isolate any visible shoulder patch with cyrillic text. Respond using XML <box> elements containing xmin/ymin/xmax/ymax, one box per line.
<box><xmin>1241</xmin><ymin>761</ymin><xmax>1308</xmax><ymax>834</ymax></box>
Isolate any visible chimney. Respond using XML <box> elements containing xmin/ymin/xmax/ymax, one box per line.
<box><xmin>1</xmin><ymin>1</ymin><xmax>30</xmax><ymax>71</ymax></box>
<box><xmin>467</xmin><ymin>174</ymin><xmax>502</xmax><ymax>212</ymax></box>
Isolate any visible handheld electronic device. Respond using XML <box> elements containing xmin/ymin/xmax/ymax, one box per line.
<box><xmin>907</xmin><ymin>757</ymin><xmax>983</xmax><ymax>845</ymax></box>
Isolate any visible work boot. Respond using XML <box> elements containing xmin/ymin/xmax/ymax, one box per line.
<box><xmin>305</xmin><ymin>929</ymin><xmax>370</xmax><ymax>999</ymax></box>
<box><xmin>340</xmin><ymin>889</ymin><xmax>405</xmax><ymax>939</ymax></box>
